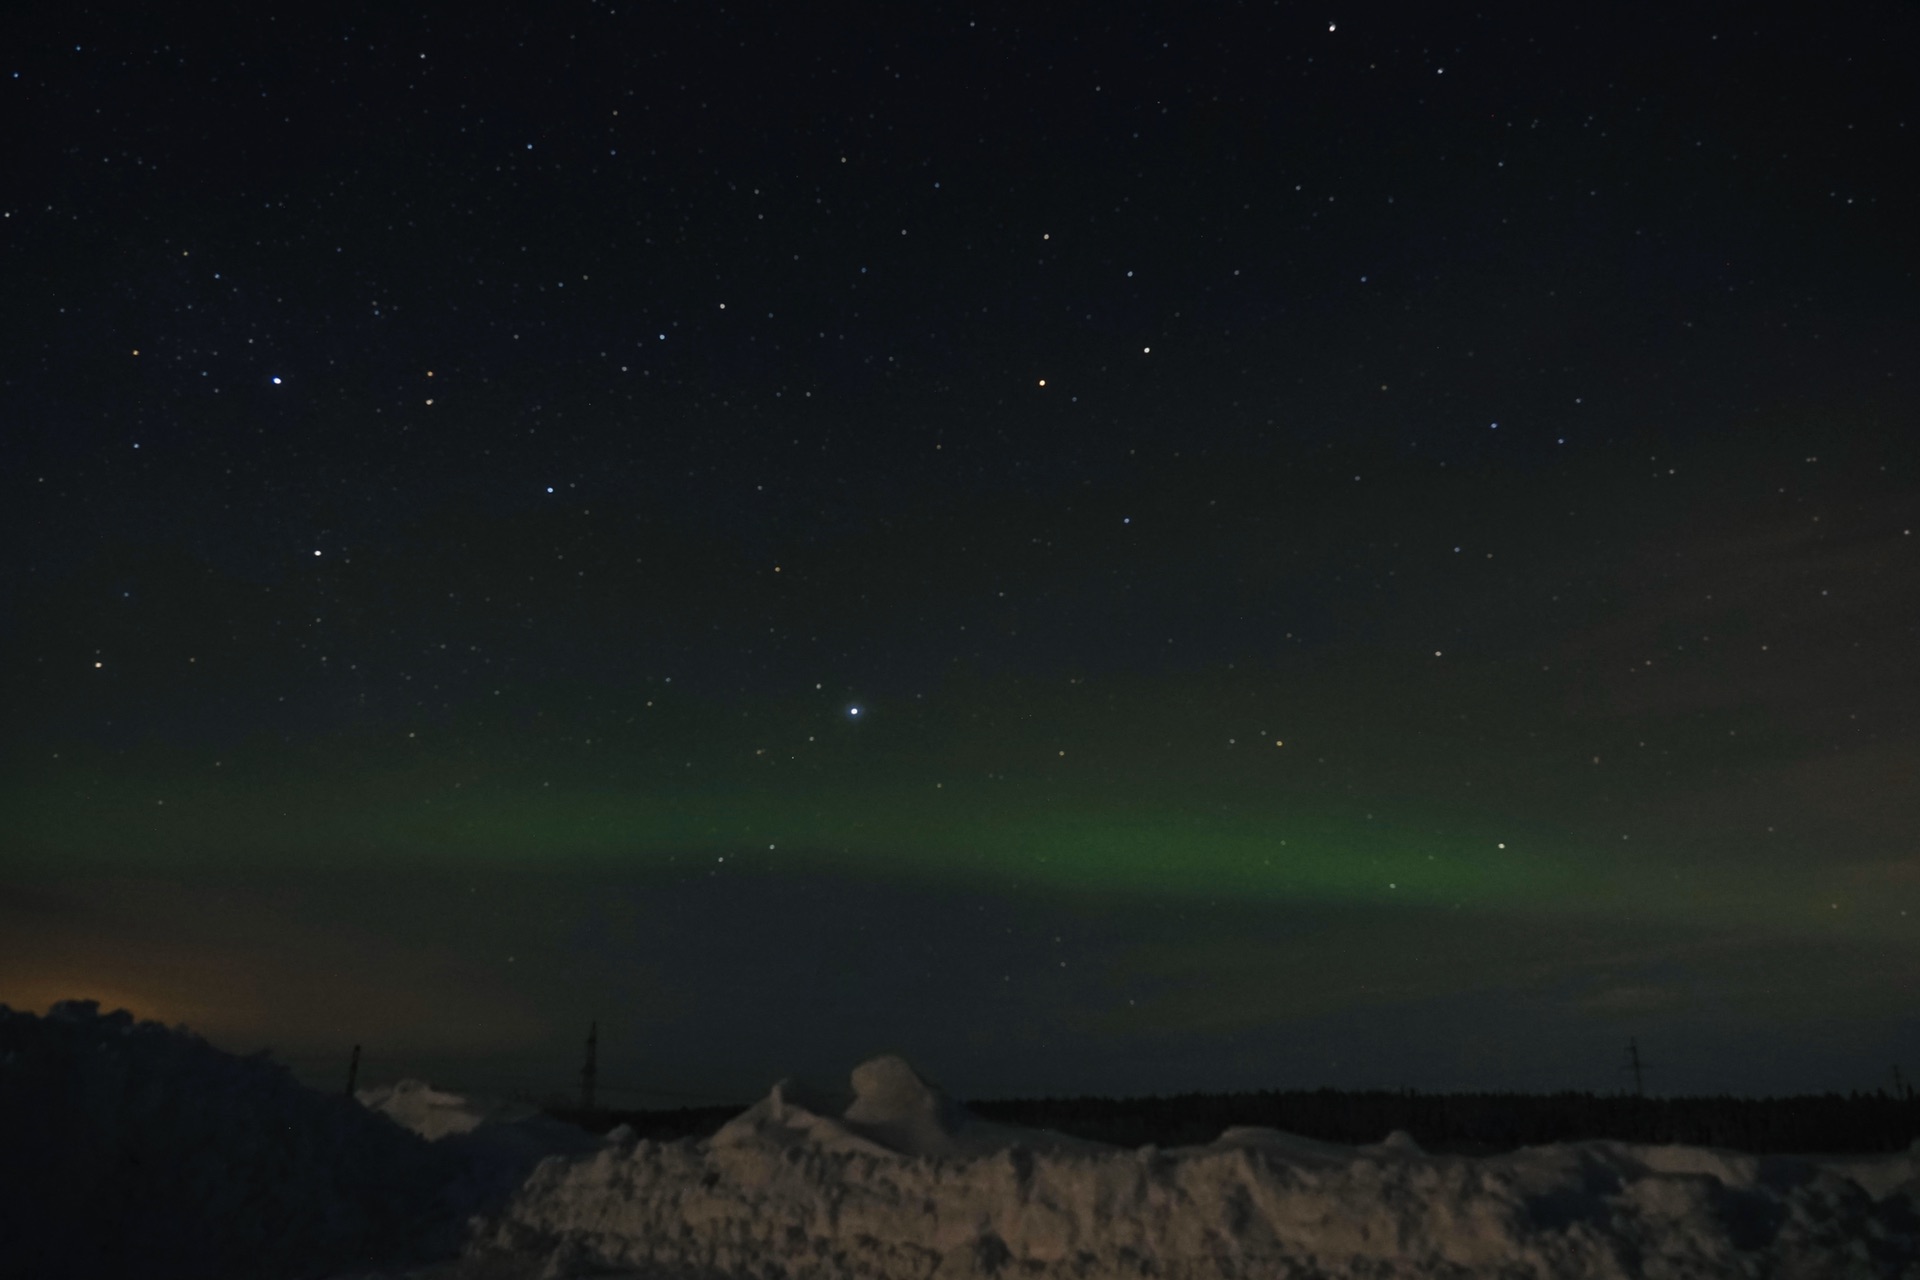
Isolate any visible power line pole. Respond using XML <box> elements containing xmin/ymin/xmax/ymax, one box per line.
<box><xmin>1622</xmin><ymin>1038</ymin><xmax>1646</xmax><ymax>1097</ymax></box>
<box><xmin>580</xmin><ymin>1019</ymin><xmax>598</xmax><ymax>1112</ymax></box>
<box><xmin>345</xmin><ymin>1043</ymin><xmax>361</xmax><ymax>1098</ymax></box>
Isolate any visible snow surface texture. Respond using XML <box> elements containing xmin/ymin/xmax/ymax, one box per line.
<box><xmin>5</xmin><ymin>1005</ymin><xmax>1917</xmax><ymax>1279</ymax></box>
<box><xmin>473</xmin><ymin>1054</ymin><xmax>1920</xmax><ymax>1280</ymax></box>
<box><xmin>0</xmin><ymin>1000</ymin><xmax>465</xmax><ymax>1279</ymax></box>
<box><xmin>358</xmin><ymin>1077</ymin><xmax>607</xmax><ymax>1210</ymax></box>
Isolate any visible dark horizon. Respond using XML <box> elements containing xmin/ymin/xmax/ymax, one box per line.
<box><xmin>5</xmin><ymin>0</ymin><xmax>1916</xmax><ymax>1104</ymax></box>
<box><xmin>23</xmin><ymin>993</ymin><xmax>1917</xmax><ymax>1112</ymax></box>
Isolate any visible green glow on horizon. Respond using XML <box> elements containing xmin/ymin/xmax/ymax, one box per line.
<box><xmin>2</xmin><ymin>763</ymin><xmax>1864</xmax><ymax>939</ymax></box>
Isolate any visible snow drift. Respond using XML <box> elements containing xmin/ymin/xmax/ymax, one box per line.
<box><xmin>0</xmin><ymin>1001</ymin><xmax>604</xmax><ymax>1280</ymax></box>
<box><xmin>5</xmin><ymin>1003</ymin><xmax>1917</xmax><ymax>1279</ymax></box>
<box><xmin>475</xmin><ymin>1054</ymin><xmax>1920</xmax><ymax>1279</ymax></box>
<box><xmin>357</xmin><ymin>1076</ymin><xmax>605</xmax><ymax>1209</ymax></box>
<box><xmin>0</xmin><ymin>1000</ymin><xmax>465</xmax><ymax>1279</ymax></box>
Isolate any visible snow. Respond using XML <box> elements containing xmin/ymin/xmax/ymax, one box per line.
<box><xmin>468</xmin><ymin>1055</ymin><xmax>1920</xmax><ymax>1279</ymax></box>
<box><xmin>0</xmin><ymin>1000</ymin><xmax>467</xmax><ymax>1279</ymax></box>
<box><xmin>0</xmin><ymin>1001</ymin><xmax>596</xmax><ymax>1279</ymax></box>
<box><xmin>357</xmin><ymin>1077</ymin><xmax>607</xmax><ymax>1211</ymax></box>
<box><xmin>358</xmin><ymin>1079</ymin><xmax>533</xmax><ymax>1143</ymax></box>
<box><xmin>5</xmin><ymin>1003</ymin><xmax>1917</xmax><ymax>1280</ymax></box>
<box><xmin>702</xmin><ymin>1054</ymin><xmax>1114</xmax><ymax>1162</ymax></box>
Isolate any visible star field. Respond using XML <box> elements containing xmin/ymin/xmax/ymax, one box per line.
<box><xmin>2</xmin><ymin>0</ymin><xmax>1916</xmax><ymax>1103</ymax></box>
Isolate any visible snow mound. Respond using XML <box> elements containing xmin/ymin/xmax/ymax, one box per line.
<box><xmin>0</xmin><ymin>1000</ymin><xmax>466</xmax><ymax>1280</ymax></box>
<box><xmin>360</xmin><ymin>1078</ymin><xmax>605</xmax><ymax>1206</ymax></box>
<box><xmin>712</xmin><ymin>1052</ymin><xmax>1109</xmax><ymax>1162</ymax></box>
<box><xmin>359</xmin><ymin>1079</ymin><xmax>532</xmax><ymax>1142</ymax></box>
<box><xmin>473</xmin><ymin>1054</ymin><xmax>1920</xmax><ymax>1280</ymax></box>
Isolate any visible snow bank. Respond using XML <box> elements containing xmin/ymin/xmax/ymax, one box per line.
<box><xmin>0</xmin><ymin>1000</ymin><xmax>466</xmax><ymax>1280</ymax></box>
<box><xmin>8</xmin><ymin>1006</ymin><xmax>1914</xmax><ymax>1280</ymax></box>
<box><xmin>707</xmin><ymin>1054</ymin><xmax>1112</xmax><ymax>1162</ymax></box>
<box><xmin>473</xmin><ymin>1054</ymin><xmax>1920</xmax><ymax>1280</ymax></box>
<box><xmin>359</xmin><ymin>1078</ymin><xmax>534</xmax><ymax>1143</ymax></box>
<box><xmin>359</xmin><ymin>1077</ymin><xmax>605</xmax><ymax>1208</ymax></box>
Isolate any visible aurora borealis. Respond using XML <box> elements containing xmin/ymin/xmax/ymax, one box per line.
<box><xmin>4</xmin><ymin>1</ymin><xmax>1916</xmax><ymax>1104</ymax></box>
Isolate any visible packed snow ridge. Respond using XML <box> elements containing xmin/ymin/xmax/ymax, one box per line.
<box><xmin>6</xmin><ymin>1003</ymin><xmax>1920</xmax><ymax>1279</ymax></box>
<box><xmin>474</xmin><ymin>1053</ymin><xmax>1920</xmax><ymax>1280</ymax></box>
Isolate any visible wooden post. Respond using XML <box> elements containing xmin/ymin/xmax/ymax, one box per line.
<box><xmin>345</xmin><ymin>1043</ymin><xmax>361</xmax><ymax>1097</ymax></box>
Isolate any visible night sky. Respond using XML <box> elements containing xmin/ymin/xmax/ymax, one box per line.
<box><xmin>4</xmin><ymin>1</ymin><xmax>1916</xmax><ymax>1107</ymax></box>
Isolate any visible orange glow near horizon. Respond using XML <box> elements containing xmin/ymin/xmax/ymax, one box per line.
<box><xmin>2</xmin><ymin>979</ymin><xmax>190</xmax><ymax>1027</ymax></box>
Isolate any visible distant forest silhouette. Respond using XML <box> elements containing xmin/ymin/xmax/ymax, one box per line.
<box><xmin>548</xmin><ymin>1086</ymin><xmax>1920</xmax><ymax>1155</ymax></box>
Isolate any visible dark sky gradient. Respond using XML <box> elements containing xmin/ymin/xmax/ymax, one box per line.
<box><xmin>3</xmin><ymin>0</ymin><xmax>1917</xmax><ymax>1105</ymax></box>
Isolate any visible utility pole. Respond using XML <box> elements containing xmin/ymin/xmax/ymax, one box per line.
<box><xmin>580</xmin><ymin>1019</ymin><xmax>599</xmax><ymax>1112</ymax></box>
<box><xmin>1623</xmin><ymin>1038</ymin><xmax>1645</xmax><ymax>1097</ymax></box>
<box><xmin>345</xmin><ymin>1044</ymin><xmax>361</xmax><ymax>1098</ymax></box>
